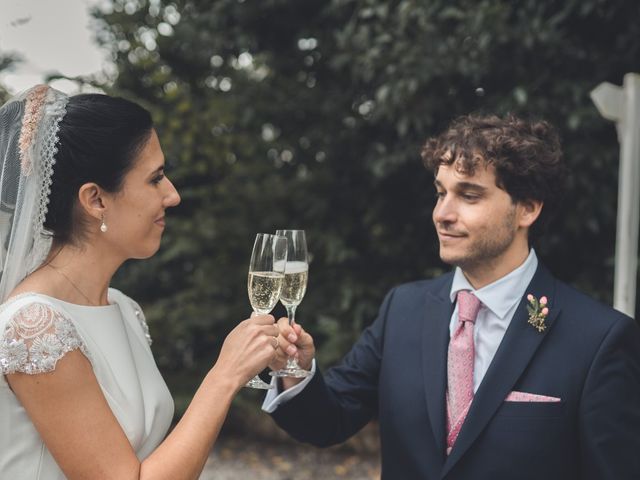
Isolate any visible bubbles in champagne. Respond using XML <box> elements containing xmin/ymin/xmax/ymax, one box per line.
<box><xmin>280</xmin><ymin>261</ymin><xmax>308</xmax><ymax>307</ymax></box>
<box><xmin>248</xmin><ymin>271</ymin><xmax>284</xmax><ymax>314</ymax></box>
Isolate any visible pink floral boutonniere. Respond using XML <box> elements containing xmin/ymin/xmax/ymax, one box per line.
<box><xmin>526</xmin><ymin>294</ymin><xmax>549</xmax><ymax>332</ymax></box>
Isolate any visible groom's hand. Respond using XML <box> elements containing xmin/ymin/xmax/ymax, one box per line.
<box><xmin>271</xmin><ymin>317</ymin><xmax>315</xmax><ymax>389</ymax></box>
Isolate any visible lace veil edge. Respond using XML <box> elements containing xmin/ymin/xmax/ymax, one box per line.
<box><xmin>0</xmin><ymin>85</ymin><xmax>69</xmax><ymax>302</ymax></box>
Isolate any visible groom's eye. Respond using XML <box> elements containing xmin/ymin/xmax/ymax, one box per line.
<box><xmin>461</xmin><ymin>193</ymin><xmax>479</xmax><ymax>201</ymax></box>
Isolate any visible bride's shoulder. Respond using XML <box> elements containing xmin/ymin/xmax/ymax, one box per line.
<box><xmin>4</xmin><ymin>269</ymin><xmax>62</xmax><ymax>308</ymax></box>
<box><xmin>0</xmin><ymin>291</ymin><xmax>57</xmax><ymax>317</ymax></box>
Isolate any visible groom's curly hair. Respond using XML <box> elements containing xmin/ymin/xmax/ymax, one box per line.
<box><xmin>421</xmin><ymin>113</ymin><xmax>569</xmax><ymax>243</ymax></box>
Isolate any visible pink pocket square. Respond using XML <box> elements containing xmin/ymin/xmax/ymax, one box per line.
<box><xmin>505</xmin><ymin>391</ymin><xmax>561</xmax><ymax>402</ymax></box>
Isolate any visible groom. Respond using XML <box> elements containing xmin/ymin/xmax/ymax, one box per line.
<box><xmin>264</xmin><ymin>114</ymin><xmax>640</xmax><ymax>479</ymax></box>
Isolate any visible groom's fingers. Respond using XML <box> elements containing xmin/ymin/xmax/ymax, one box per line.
<box><xmin>276</xmin><ymin>317</ymin><xmax>297</xmax><ymax>341</ymax></box>
<box><xmin>276</xmin><ymin>332</ymin><xmax>298</xmax><ymax>356</ymax></box>
<box><xmin>294</xmin><ymin>325</ymin><xmax>313</xmax><ymax>349</ymax></box>
<box><xmin>275</xmin><ymin>318</ymin><xmax>299</xmax><ymax>356</ymax></box>
<box><xmin>292</xmin><ymin>323</ymin><xmax>303</xmax><ymax>336</ymax></box>
<box><xmin>276</xmin><ymin>317</ymin><xmax>313</xmax><ymax>351</ymax></box>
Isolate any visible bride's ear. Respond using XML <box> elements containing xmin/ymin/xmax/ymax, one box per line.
<box><xmin>77</xmin><ymin>183</ymin><xmax>106</xmax><ymax>222</ymax></box>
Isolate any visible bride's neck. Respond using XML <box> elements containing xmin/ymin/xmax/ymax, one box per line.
<box><xmin>43</xmin><ymin>241</ymin><xmax>121</xmax><ymax>306</ymax></box>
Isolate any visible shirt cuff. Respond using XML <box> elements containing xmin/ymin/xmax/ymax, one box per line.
<box><xmin>261</xmin><ymin>359</ymin><xmax>317</xmax><ymax>413</ymax></box>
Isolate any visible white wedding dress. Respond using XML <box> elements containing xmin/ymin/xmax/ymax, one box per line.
<box><xmin>0</xmin><ymin>288</ymin><xmax>174</xmax><ymax>479</ymax></box>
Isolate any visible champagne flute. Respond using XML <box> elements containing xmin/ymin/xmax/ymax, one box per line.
<box><xmin>246</xmin><ymin>233</ymin><xmax>287</xmax><ymax>389</ymax></box>
<box><xmin>270</xmin><ymin>229</ymin><xmax>311</xmax><ymax>378</ymax></box>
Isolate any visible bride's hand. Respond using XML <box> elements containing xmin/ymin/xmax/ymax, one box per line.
<box><xmin>212</xmin><ymin>314</ymin><xmax>280</xmax><ymax>390</ymax></box>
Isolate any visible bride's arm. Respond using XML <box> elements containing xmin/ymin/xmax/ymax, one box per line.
<box><xmin>7</xmin><ymin>314</ymin><xmax>281</xmax><ymax>480</ymax></box>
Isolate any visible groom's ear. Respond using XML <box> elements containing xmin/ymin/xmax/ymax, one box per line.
<box><xmin>517</xmin><ymin>199</ymin><xmax>543</xmax><ymax>228</ymax></box>
<box><xmin>77</xmin><ymin>182</ymin><xmax>106</xmax><ymax>221</ymax></box>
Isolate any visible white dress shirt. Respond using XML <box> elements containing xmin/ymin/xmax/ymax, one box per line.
<box><xmin>449</xmin><ymin>249</ymin><xmax>538</xmax><ymax>392</ymax></box>
<box><xmin>263</xmin><ymin>249</ymin><xmax>539</xmax><ymax>411</ymax></box>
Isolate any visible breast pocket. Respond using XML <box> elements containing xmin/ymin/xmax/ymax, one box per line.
<box><xmin>492</xmin><ymin>401</ymin><xmax>566</xmax><ymax>434</ymax></box>
<box><xmin>483</xmin><ymin>401</ymin><xmax>572</xmax><ymax>472</ymax></box>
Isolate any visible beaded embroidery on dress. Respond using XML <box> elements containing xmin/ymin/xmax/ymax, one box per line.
<box><xmin>0</xmin><ymin>301</ymin><xmax>89</xmax><ymax>375</ymax></box>
<box><xmin>130</xmin><ymin>299</ymin><xmax>152</xmax><ymax>346</ymax></box>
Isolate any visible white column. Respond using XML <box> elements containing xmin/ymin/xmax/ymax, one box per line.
<box><xmin>591</xmin><ymin>73</ymin><xmax>640</xmax><ymax>317</ymax></box>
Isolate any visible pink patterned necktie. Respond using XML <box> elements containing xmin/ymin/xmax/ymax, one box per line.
<box><xmin>446</xmin><ymin>290</ymin><xmax>482</xmax><ymax>455</ymax></box>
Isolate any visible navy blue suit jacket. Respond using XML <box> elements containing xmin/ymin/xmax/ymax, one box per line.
<box><xmin>271</xmin><ymin>264</ymin><xmax>640</xmax><ymax>479</ymax></box>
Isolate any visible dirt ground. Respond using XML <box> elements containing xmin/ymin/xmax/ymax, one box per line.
<box><xmin>200</xmin><ymin>436</ymin><xmax>381</xmax><ymax>480</ymax></box>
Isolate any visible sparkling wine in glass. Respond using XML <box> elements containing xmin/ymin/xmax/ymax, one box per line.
<box><xmin>246</xmin><ymin>233</ymin><xmax>287</xmax><ymax>389</ymax></box>
<box><xmin>270</xmin><ymin>229</ymin><xmax>311</xmax><ymax>378</ymax></box>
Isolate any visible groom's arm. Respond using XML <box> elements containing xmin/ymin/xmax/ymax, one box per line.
<box><xmin>578</xmin><ymin>314</ymin><xmax>640</xmax><ymax>479</ymax></box>
<box><xmin>268</xmin><ymin>287</ymin><xmax>396</xmax><ymax>447</ymax></box>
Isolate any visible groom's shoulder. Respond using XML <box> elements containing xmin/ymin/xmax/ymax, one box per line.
<box><xmin>553</xmin><ymin>276</ymin><xmax>635</xmax><ymax>332</ymax></box>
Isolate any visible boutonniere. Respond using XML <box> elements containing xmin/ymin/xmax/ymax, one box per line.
<box><xmin>526</xmin><ymin>294</ymin><xmax>549</xmax><ymax>332</ymax></box>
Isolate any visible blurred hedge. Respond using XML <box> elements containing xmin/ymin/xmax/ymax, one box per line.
<box><xmin>84</xmin><ymin>0</ymin><xmax>640</xmax><ymax>411</ymax></box>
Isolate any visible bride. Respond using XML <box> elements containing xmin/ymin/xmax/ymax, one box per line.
<box><xmin>0</xmin><ymin>85</ymin><xmax>289</xmax><ymax>479</ymax></box>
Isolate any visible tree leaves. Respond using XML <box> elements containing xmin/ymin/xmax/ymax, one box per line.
<box><xmin>94</xmin><ymin>0</ymin><xmax>639</xmax><ymax>381</ymax></box>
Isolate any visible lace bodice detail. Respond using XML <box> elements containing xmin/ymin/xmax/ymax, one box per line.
<box><xmin>0</xmin><ymin>302</ymin><xmax>89</xmax><ymax>375</ymax></box>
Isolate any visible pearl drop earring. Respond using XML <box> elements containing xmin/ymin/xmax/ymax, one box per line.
<box><xmin>100</xmin><ymin>215</ymin><xmax>108</xmax><ymax>233</ymax></box>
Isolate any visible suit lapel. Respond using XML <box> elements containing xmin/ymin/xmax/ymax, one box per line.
<box><xmin>442</xmin><ymin>265</ymin><xmax>561</xmax><ymax>477</ymax></box>
<box><xmin>422</xmin><ymin>275</ymin><xmax>455</xmax><ymax>458</ymax></box>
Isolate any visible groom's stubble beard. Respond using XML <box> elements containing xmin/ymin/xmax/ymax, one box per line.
<box><xmin>439</xmin><ymin>204</ymin><xmax>518</xmax><ymax>276</ymax></box>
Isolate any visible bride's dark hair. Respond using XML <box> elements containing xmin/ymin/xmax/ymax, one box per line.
<box><xmin>44</xmin><ymin>94</ymin><xmax>153</xmax><ymax>244</ymax></box>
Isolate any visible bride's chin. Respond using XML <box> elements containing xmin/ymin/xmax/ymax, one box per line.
<box><xmin>132</xmin><ymin>243</ymin><xmax>162</xmax><ymax>260</ymax></box>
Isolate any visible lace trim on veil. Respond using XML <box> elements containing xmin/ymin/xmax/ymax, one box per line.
<box><xmin>0</xmin><ymin>85</ymin><xmax>69</xmax><ymax>302</ymax></box>
<box><xmin>25</xmin><ymin>87</ymin><xmax>67</xmax><ymax>275</ymax></box>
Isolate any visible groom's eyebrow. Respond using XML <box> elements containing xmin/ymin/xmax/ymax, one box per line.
<box><xmin>455</xmin><ymin>181</ymin><xmax>487</xmax><ymax>193</ymax></box>
<box><xmin>433</xmin><ymin>179</ymin><xmax>487</xmax><ymax>193</ymax></box>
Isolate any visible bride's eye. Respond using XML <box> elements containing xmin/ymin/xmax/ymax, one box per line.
<box><xmin>151</xmin><ymin>173</ymin><xmax>165</xmax><ymax>185</ymax></box>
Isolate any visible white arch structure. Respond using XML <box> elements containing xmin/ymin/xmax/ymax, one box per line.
<box><xmin>591</xmin><ymin>72</ymin><xmax>640</xmax><ymax>318</ymax></box>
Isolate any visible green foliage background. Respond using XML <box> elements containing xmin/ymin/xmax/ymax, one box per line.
<box><xmin>7</xmin><ymin>0</ymin><xmax>640</xmax><ymax>420</ymax></box>
<box><xmin>0</xmin><ymin>53</ymin><xmax>20</xmax><ymax>103</ymax></box>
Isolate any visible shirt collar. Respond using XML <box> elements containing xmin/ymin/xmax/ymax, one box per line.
<box><xmin>449</xmin><ymin>249</ymin><xmax>539</xmax><ymax>319</ymax></box>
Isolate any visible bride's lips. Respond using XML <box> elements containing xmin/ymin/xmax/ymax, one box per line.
<box><xmin>154</xmin><ymin>216</ymin><xmax>165</xmax><ymax>227</ymax></box>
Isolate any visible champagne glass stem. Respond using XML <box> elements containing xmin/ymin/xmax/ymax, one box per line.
<box><xmin>286</xmin><ymin>304</ymin><xmax>297</xmax><ymax>326</ymax></box>
<box><xmin>284</xmin><ymin>304</ymin><xmax>304</xmax><ymax>371</ymax></box>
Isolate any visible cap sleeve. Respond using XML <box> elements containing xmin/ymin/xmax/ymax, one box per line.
<box><xmin>0</xmin><ymin>301</ymin><xmax>90</xmax><ymax>375</ymax></box>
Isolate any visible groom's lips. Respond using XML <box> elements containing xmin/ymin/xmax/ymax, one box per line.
<box><xmin>438</xmin><ymin>231</ymin><xmax>466</xmax><ymax>241</ymax></box>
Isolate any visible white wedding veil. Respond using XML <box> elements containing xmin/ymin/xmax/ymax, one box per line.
<box><xmin>0</xmin><ymin>85</ymin><xmax>69</xmax><ymax>301</ymax></box>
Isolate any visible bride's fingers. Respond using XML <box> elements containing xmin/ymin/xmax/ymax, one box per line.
<box><xmin>248</xmin><ymin>313</ymin><xmax>275</xmax><ymax>325</ymax></box>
